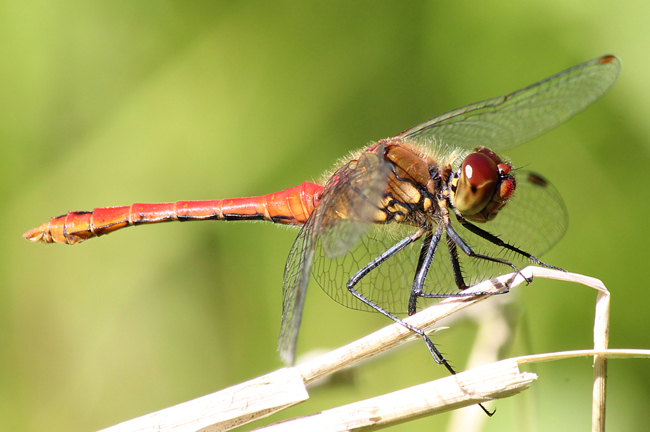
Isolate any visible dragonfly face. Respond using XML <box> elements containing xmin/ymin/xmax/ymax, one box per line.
<box><xmin>450</xmin><ymin>146</ymin><xmax>515</xmax><ymax>223</ymax></box>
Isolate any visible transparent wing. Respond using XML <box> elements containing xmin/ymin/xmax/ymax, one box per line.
<box><xmin>318</xmin><ymin>143</ymin><xmax>391</xmax><ymax>258</ymax></box>
<box><xmin>475</xmin><ymin>171</ymin><xmax>568</xmax><ymax>260</ymax></box>
<box><xmin>313</xmin><ymin>223</ymin><xmax>422</xmax><ymax>313</ymax></box>
<box><xmin>278</xmin><ymin>216</ymin><xmax>317</xmax><ymax>365</ymax></box>
<box><xmin>278</xmin><ymin>143</ymin><xmax>391</xmax><ymax>364</ymax></box>
<box><xmin>396</xmin><ymin>55</ymin><xmax>620</xmax><ymax>152</ymax></box>
<box><xmin>312</xmin><ymin>170</ymin><xmax>567</xmax><ymax>314</ymax></box>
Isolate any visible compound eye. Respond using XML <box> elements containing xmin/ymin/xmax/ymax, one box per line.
<box><xmin>454</xmin><ymin>152</ymin><xmax>499</xmax><ymax>215</ymax></box>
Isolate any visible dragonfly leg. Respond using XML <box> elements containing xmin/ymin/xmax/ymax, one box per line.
<box><xmin>347</xmin><ymin>236</ymin><xmax>495</xmax><ymax>416</ymax></box>
<box><xmin>414</xmin><ymin>217</ymin><xmax>519</xmax><ymax>299</ymax></box>
<box><xmin>407</xmin><ymin>226</ymin><xmax>443</xmax><ymax>316</ymax></box>
<box><xmin>445</xmin><ymin>220</ymin><xmax>526</xmax><ymax>276</ymax></box>
<box><xmin>445</xmin><ymin>235</ymin><xmax>510</xmax><ymax>295</ymax></box>
<box><xmin>447</xmin><ymin>235</ymin><xmax>469</xmax><ymax>291</ymax></box>
<box><xmin>346</xmin><ymin>227</ymin><xmax>460</xmax><ymax>372</ymax></box>
<box><xmin>347</xmin><ymin>279</ymin><xmax>456</xmax><ymax>373</ymax></box>
<box><xmin>414</xmin><ymin>230</ymin><xmax>510</xmax><ymax>301</ymax></box>
<box><xmin>456</xmin><ymin>216</ymin><xmax>565</xmax><ymax>272</ymax></box>
<box><xmin>346</xmin><ymin>227</ymin><xmax>426</xmax><ymax>287</ymax></box>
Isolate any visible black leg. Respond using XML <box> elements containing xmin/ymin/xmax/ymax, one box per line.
<box><xmin>416</xmin><ymin>223</ymin><xmax>514</xmax><ymax>299</ymax></box>
<box><xmin>347</xmin><ymin>280</ymin><xmax>457</xmax><ymax>374</ymax></box>
<box><xmin>447</xmin><ymin>234</ymin><xmax>469</xmax><ymax>291</ymax></box>
<box><xmin>347</xmin><ymin>226</ymin><xmax>496</xmax><ymax>417</ymax></box>
<box><xmin>345</xmin><ymin>227</ymin><xmax>457</xmax><ymax>371</ymax></box>
<box><xmin>456</xmin><ymin>215</ymin><xmax>564</xmax><ymax>272</ymax></box>
<box><xmin>445</xmin><ymin>222</ymin><xmax>524</xmax><ymax>273</ymax></box>
<box><xmin>349</xmin><ymin>273</ymin><xmax>497</xmax><ymax>417</ymax></box>
<box><xmin>408</xmin><ymin>226</ymin><xmax>442</xmax><ymax>316</ymax></box>
<box><xmin>346</xmin><ymin>228</ymin><xmax>425</xmax><ymax>287</ymax></box>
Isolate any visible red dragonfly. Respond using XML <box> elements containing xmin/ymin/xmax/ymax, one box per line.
<box><xmin>25</xmin><ymin>55</ymin><xmax>619</xmax><ymax>372</ymax></box>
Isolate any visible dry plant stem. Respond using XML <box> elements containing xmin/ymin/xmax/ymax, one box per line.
<box><xmin>593</xmin><ymin>290</ymin><xmax>610</xmax><ymax>432</ymax></box>
<box><xmin>297</xmin><ymin>267</ymin><xmax>606</xmax><ymax>385</ymax></box>
<box><xmin>523</xmin><ymin>267</ymin><xmax>610</xmax><ymax>432</ymax></box>
<box><xmin>513</xmin><ymin>348</ymin><xmax>650</xmax><ymax>363</ymax></box>
<box><xmin>254</xmin><ymin>360</ymin><xmax>536</xmax><ymax>432</ymax></box>
<box><xmin>255</xmin><ymin>350</ymin><xmax>650</xmax><ymax>432</ymax></box>
<box><xmin>97</xmin><ymin>267</ymin><xmax>614</xmax><ymax>432</ymax></box>
<box><xmin>98</xmin><ymin>368</ymin><xmax>309</xmax><ymax>432</ymax></box>
<box><xmin>98</xmin><ymin>273</ymin><xmax>516</xmax><ymax>432</ymax></box>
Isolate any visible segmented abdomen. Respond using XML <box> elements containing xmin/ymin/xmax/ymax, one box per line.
<box><xmin>23</xmin><ymin>181</ymin><xmax>322</xmax><ymax>244</ymax></box>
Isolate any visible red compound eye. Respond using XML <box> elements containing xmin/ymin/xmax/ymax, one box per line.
<box><xmin>454</xmin><ymin>152</ymin><xmax>498</xmax><ymax>215</ymax></box>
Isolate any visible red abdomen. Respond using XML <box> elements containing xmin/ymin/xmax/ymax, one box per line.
<box><xmin>24</xmin><ymin>182</ymin><xmax>323</xmax><ymax>244</ymax></box>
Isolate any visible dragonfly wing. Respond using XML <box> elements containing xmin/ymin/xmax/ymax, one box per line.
<box><xmin>318</xmin><ymin>142</ymin><xmax>391</xmax><ymax>259</ymax></box>
<box><xmin>278</xmin><ymin>144</ymin><xmax>390</xmax><ymax>363</ymax></box>
<box><xmin>483</xmin><ymin>170</ymin><xmax>568</xmax><ymax>258</ymax></box>
<box><xmin>313</xmin><ymin>223</ymin><xmax>424</xmax><ymax>314</ymax></box>
<box><xmin>397</xmin><ymin>55</ymin><xmax>620</xmax><ymax>152</ymax></box>
<box><xmin>279</xmin><ymin>216</ymin><xmax>318</xmax><ymax>365</ymax></box>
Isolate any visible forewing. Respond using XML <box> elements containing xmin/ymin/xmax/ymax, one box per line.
<box><xmin>397</xmin><ymin>55</ymin><xmax>620</xmax><ymax>152</ymax></box>
<box><xmin>318</xmin><ymin>143</ymin><xmax>391</xmax><ymax>258</ymax></box>
<box><xmin>278</xmin><ymin>143</ymin><xmax>391</xmax><ymax>363</ymax></box>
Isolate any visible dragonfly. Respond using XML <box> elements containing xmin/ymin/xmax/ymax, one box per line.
<box><xmin>24</xmin><ymin>55</ymin><xmax>620</xmax><ymax>375</ymax></box>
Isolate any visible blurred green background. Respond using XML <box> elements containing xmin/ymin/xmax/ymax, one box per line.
<box><xmin>3</xmin><ymin>1</ymin><xmax>649</xmax><ymax>431</ymax></box>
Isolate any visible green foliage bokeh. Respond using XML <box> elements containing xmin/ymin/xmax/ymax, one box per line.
<box><xmin>3</xmin><ymin>2</ymin><xmax>650</xmax><ymax>431</ymax></box>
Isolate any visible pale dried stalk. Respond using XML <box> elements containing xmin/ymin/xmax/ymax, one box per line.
<box><xmin>98</xmin><ymin>267</ymin><xmax>623</xmax><ymax>432</ymax></box>
<box><xmin>255</xmin><ymin>359</ymin><xmax>536</xmax><ymax>432</ymax></box>
<box><xmin>593</xmin><ymin>290</ymin><xmax>610</xmax><ymax>431</ymax></box>
<box><xmin>255</xmin><ymin>350</ymin><xmax>650</xmax><ymax>432</ymax></box>
<box><xmin>524</xmin><ymin>267</ymin><xmax>610</xmax><ymax>432</ymax></box>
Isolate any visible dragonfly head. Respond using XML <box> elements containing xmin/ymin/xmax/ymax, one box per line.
<box><xmin>451</xmin><ymin>147</ymin><xmax>515</xmax><ymax>223</ymax></box>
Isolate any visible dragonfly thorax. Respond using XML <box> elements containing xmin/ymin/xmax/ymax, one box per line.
<box><xmin>372</xmin><ymin>141</ymin><xmax>441</xmax><ymax>226</ymax></box>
